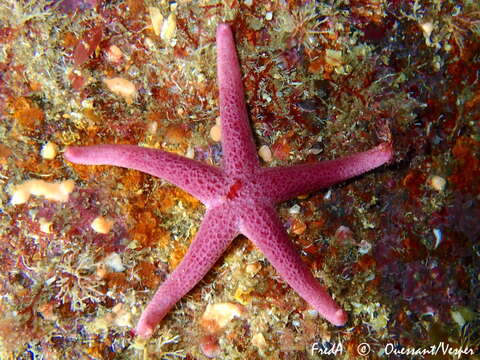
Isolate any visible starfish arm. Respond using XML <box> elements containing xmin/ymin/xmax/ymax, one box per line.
<box><xmin>260</xmin><ymin>142</ymin><xmax>392</xmax><ymax>203</ymax></box>
<box><xmin>217</xmin><ymin>24</ymin><xmax>260</xmax><ymax>175</ymax></box>
<box><xmin>238</xmin><ymin>202</ymin><xmax>347</xmax><ymax>326</ymax></box>
<box><xmin>135</xmin><ymin>204</ymin><xmax>239</xmax><ymax>338</ymax></box>
<box><xmin>64</xmin><ymin>144</ymin><xmax>226</xmax><ymax>205</ymax></box>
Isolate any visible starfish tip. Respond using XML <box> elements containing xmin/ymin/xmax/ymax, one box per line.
<box><xmin>332</xmin><ymin>309</ymin><xmax>348</xmax><ymax>326</ymax></box>
<box><xmin>383</xmin><ymin>141</ymin><xmax>394</xmax><ymax>159</ymax></box>
<box><xmin>372</xmin><ymin>142</ymin><xmax>394</xmax><ymax>165</ymax></box>
<box><xmin>135</xmin><ymin>323</ymin><xmax>154</xmax><ymax>339</ymax></box>
<box><xmin>63</xmin><ymin>146</ymin><xmax>77</xmax><ymax>162</ymax></box>
<box><xmin>216</xmin><ymin>22</ymin><xmax>231</xmax><ymax>37</ymax></box>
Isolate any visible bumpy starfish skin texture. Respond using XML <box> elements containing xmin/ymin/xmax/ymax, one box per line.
<box><xmin>64</xmin><ymin>24</ymin><xmax>393</xmax><ymax>338</ymax></box>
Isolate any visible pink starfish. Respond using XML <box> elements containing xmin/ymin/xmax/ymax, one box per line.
<box><xmin>65</xmin><ymin>24</ymin><xmax>392</xmax><ymax>338</ymax></box>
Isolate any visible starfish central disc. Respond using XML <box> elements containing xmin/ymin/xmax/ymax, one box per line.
<box><xmin>226</xmin><ymin>179</ymin><xmax>242</xmax><ymax>200</ymax></box>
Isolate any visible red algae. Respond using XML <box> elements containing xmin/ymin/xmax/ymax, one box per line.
<box><xmin>73</xmin><ymin>25</ymin><xmax>104</xmax><ymax>67</ymax></box>
<box><xmin>450</xmin><ymin>136</ymin><xmax>480</xmax><ymax>193</ymax></box>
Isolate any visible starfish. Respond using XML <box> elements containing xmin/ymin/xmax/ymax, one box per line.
<box><xmin>65</xmin><ymin>24</ymin><xmax>392</xmax><ymax>338</ymax></box>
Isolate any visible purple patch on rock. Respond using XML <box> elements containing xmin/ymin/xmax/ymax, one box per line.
<box><xmin>54</xmin><ymin>0</ymin><xmax>100</xmax><ymax>13</ymax></box>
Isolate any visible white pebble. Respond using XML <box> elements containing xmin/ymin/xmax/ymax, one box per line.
<box><xmin>210</xmin><ymin>124</ymin><xmax>221</xmax><ymax>142</ymax></box>
<box><xmin>39</xmin><ymin>218</ymin><xmax>52</xmax><ymax>233</ymax></box>
<box><xmin>201</xmin><ymin>303</ymin><xmax>244</xmax><ymax>330</ymax></box>
<box><xmin>289</xmin><ymin>204</ymin><xmax>301</xmax><ymax>214</ymax></box>
<box><xmin>103</xmin><ymin>77</ymin><xmax>136</xmax><ymax>104</ymax></box>
<box><xmin>91</xmin><ymin>216</ymin><xmax>114</xmax><ymax>234</ymax></box>
<box><xmin>161</xmin><ymin>13</ymin><xmax>176</xmax><ymax>43</ymax></box>
<box><xmin>148</xmin><ymin>7</ymin><xmax>163</xmax><ymax>36</ymax></box>
<box><xmin>11</xmin><ymin>179</ymin><xmax>75</xmax><ymax>205</ymax></box>
<box><xmin>433</xmin><ymin>228</ymin><xmax>442</xmax><ymax>249</ymax></box>
<box><xmin>258</xmin><ymin>145</ymin><xmax>272</xmax><ymax>162</ymax></box>
<box><xmin>104</xmin><ymin>253</ymin><xmax>125</xmax><ymax>272</ymax></box>
<box><xmin>428</xmin><ymin>175</ymin><xmax>446</xmax><ymax>192</ymax></box>
<box><xmin>40</xmin><ymin>142</ymin><xmax>58</xmax><ymax>160</ymax></box>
